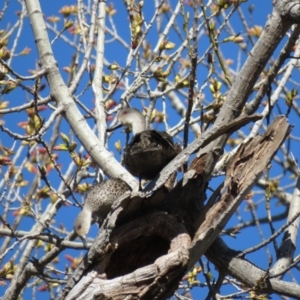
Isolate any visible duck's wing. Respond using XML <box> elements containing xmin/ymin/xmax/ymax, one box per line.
<box><xmin>152</xmin><ymin>130</ymin><xmax>176</xmax><ymax>148</ymax></box>
<box><xmin>126</xmin><ymin>130</ymin><xmax>180</xmax><ymax>157</ymax></box>
<box><xmin>123</xmin><ymin>131</ymin><xmax>181</xmax><ymax>179</ymax></box>
<box><xmin>151</xmin><ymin>131</ymin><xmax>182</xmax><ymax>157</ymax></box>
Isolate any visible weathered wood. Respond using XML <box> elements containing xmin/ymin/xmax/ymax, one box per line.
<box><xmin>65</xmin><ymin>213</ymin><xmax>191</xmax><ymax>300</ymax></box>
<box><xmin>59</xmin><ymin>116</ymin><xmax>291</xmax><ymax>300</ymax></box>
<box><xmin>188</xmin><ymin>115</ymin><xmax>292</xmax><ymax>268</ymax></box>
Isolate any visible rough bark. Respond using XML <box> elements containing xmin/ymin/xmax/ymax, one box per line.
<box><xmin>58</xmin><ymin>116</ymin><xmax>291</xmax><ymax>300</ymax></box>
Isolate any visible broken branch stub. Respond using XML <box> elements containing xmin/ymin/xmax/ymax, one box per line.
<box><xmin>188</xmin><ymin>115</ymin><xmax>292</xmax><ymax>268</ymax></box>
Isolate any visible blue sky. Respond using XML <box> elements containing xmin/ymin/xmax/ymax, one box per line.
<box><xmin>1</xmin><ymin>1</ymin><xmax>299</xmax><ymax>299</ymax></box>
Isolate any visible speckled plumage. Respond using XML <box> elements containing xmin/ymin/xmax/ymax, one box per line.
<box><xmin>118</xmin><ymin>108</ymin><xmax>181</xmax><ymax>181</ymax></box>
<box><xmin>73</xmin><ymin>179</ymin><xmax>130</xmax><ymax>236</ymax></box>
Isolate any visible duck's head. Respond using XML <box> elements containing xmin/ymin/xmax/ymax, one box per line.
<box><xmin>117</xmin><ymin>107</ymin><xmax>146</xmax><ymax>135</ymax></box>
<box><xmin>73</xmin><ymin>208</ymin><xmax>91</xmax><ymax>237</ymax></box>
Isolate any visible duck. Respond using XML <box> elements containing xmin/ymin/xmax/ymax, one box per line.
<box><xmin>117</xmin><ymin>107</ymin><xmax>181</xmax><ymax>185</ymax></box>
<box><xmin>73</xmin><ymin>178</ymin><xmax>130</xmax><ymax>237</ymax></box>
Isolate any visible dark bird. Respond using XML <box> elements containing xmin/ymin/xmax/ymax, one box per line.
<box><xmin>73</xmin><ymin>178</ymin><xmax>130</xmax><ymax>236</ymax></box>
<box><xmin>117</xmin><ymin>107</ymin><xmax>181</xmax><ymax>186</ymax></box>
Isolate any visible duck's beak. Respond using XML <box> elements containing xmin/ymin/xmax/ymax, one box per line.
<box><xmin>106</xmin><ymin>122</ymin><xmax>123</xmax><ymax>132</ymax></box>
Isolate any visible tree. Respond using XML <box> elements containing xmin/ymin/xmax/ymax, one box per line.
<box><xmin>1</xmin><ymin>0</ymin><xmax>300</xmax><ymax>299</ymax></box>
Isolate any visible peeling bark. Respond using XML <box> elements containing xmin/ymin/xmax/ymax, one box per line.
<box><xmin>59</xmin><ymin>116</ymin><xmax>291</xmax><ymax>300</ymax></box>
